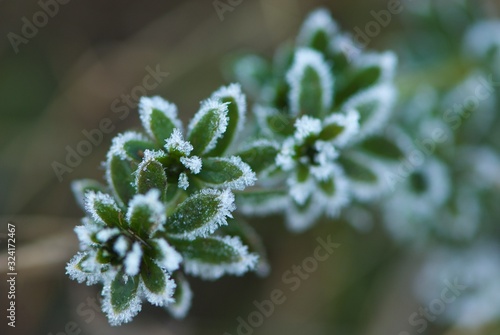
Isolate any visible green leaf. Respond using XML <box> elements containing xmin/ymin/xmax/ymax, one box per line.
<box><xmin>123</xmin><ymin>140</ymin><xmax>157</xmax><ymax>161</ymax></box>
<box><xmin>165</xmin><ymin>189</ymin><xmax>234</xmax><ymax>239</ymax></box>
<box><xmin>196</xmin><ymin>156</ymin><xmax>255</xmax><ymax>190</ymax></box>
<box><xmin>139</xmin><ymin>96</ymin><xmax>182</xmax><ymax>144</ymax></box>
<box><xmin>170</xmin><ymin>236</ymin><xmax>257</xmax><ymax>280</ymax></box>
<box><xmin>287</xmin><ymin>49</ymin><xmax>333</xmax><ymax>118</ymax></box>
<box><xmin>135</xmin><ymin>157</ymin><xmax>167</xmax><ymax>199</ymax></box>
<box><xmin>149</xmin><ymin>108</ymin><xmax>178</xmax><ymax>144</ymax></box>
<box><xmin>169</xmin><ymin>237</ymin><xmax>242</xmax><ymax>264</ymax></box>
<box><xmin>85</xmin><ymin>192</ymin><xmax>121</xmax><ymax>227</ymax></box>
<box><xmin>126</xmin><ymin>190</ymin><xmax>165</xmax><ymax>238</ymax></box>
<box><xmin>107</xmin><ymin>154</ymin><xmax>137</xmax><ymax>206</ymax></box>
<box><xmin>188</xmin><ymin>100</ymin><xmax>228</xmax><ymax>155</ymax></box>
<box><xmin>109</xmin><ymin>272</ymin><xmax>140</xmax><ymax>313</ymax></box>
<box><xmin>360</xmin><ymin>136</ymin><xmax>403</xmax><ymax>160</ymax></box>
<box><xmin>235</xmin><ymin>140</ymin><xmax>279</xmax><ymax>174</ymax></box>
<box><xmin>141</xmin><ymin>258</ymin><xmax>166</xmax><ymax>295</ymax></box>
<box><xmin>206</xmin><ymin>84</ymin><xmax>246</xmax><ymax>156</ymax></box>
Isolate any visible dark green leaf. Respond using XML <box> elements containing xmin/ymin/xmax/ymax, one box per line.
<box><xmin>108</xmin><ymin>155</ymin><xmax>137</xmax><ymax>206</ymax></box>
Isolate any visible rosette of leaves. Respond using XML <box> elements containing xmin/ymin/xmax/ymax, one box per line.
<box><xmin>380</xmin><ymin>3</ymin><xmax>500</xmax><ymax>246</ymax></box>
<box><xmin>106</xmin><ymin>83</ymin><xmax>256</xmax><ymax>206</ymax></box>
<box><xmin>231</xmin><ymin>8</ymin><xmax>404</xmax><ymax>231</ymax></box>
<box><xmin>66</xmin><ymin>84</ymin><xmax>262</xmax><ymax>325</ymax></box>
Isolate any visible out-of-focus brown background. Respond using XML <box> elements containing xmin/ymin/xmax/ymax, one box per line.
<box><xmin>0</xmin><ymin>1</ymin><xmax>498</xmax><ymax>334</ymax></box>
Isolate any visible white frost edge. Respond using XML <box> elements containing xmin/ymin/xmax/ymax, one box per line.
<box><xmin>236</xmin><ymin>190</ymin><xmax>289</xmax><ymax>217</ymax></box>
<box><xmin>107</xmin><ymin>131</ymin><xmax>149</xmax><ymax>161</ymax></box>
<box><xmin>140</xmin><ymin>270</ymin><xmax>176</xmax><ymax>307</ymax></box>
<box><xmin>138</xmin><ymin>96</ymin><xmax>182</xmax><ymax>138</ymax></box>
<box><xmin>211</xmin><ymin>83</ymin><xmax>247</xmax><ymax>135</ymax></box>
<box><xmin>286</xmin><ymin>48</ymin><xmax>333</xmax><ymax>116</ymax></box>
<box><xmin>323</xmin><ymin>109</ymin><xmax>360</xmax><ymax>148</ymax></box>
<box><xmin>187</xmin><ymin>98</ymin><xmax>229</xmax><ymax>154</ymax></box>
<box><xmin>71</xmin><ymin>179</ymin><xmax>103</xmax><ymax>209</ymax></box>
<box><xmin>297</xmin><ymin>8</ymin><xmax>338</xmax><ymax>47</ymax></box>
<box><xmin>341</xmin><ymin>83</ymin><xmax>396</xmax><ymax>141</ymax></box>
<box><xmin>167</xmin><ymin>277</ymin><xmax>193</xmax><ymax>319</ymax></box>
<box><xmin>463</xmin><ymin>20</ymin><xmax>500</xmax><ymax>59</ymax></box>
<box><xmin>353</xmin><ymin>51</ymin><xmax>398</xmax><ymax>82</ymax></box>
<box><xmin>84</xmin><ymin>191</ymin><xmax>120</xmax><ymax>226</ymax></box>
<box><xmin>183</xmin><ymin>236</ymin><xmax>258</xmax><ymax>280</ymax></box>
<box><xmin>66</xmin><ymin>252</ymin><xmax>103</xmax><ymax>286</ymax></box>
<box><xmin>275</xmin><ymin>137</ymin><xmax>297</xmax><ymax>172</ymax></box>
<box><xmin>284</xmin><ymin>197</ymin><xmax>324</xmax><ymax>233</ymax></box>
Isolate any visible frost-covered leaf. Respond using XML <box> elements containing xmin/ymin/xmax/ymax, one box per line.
<box><xmin>170</xmin><ymin>236</ymin><xmax>258</xmax><ymax>280</ymax></box>
<box><xmin>188</xmin><ymin>99</ymin><xmax>229</xmax><ymax>155</ymax></box>
<box><xmin>109</xmin><ymin>131</ymin><xmax>156</xmax><ymax>162</ymax></box>
<box><xmin>297</xmin><ymin>8</ymin><xmax>338</xmax><ymax>53</ymax></box>
<box><xmin>84</xmin><ymin>191</ymin><xmax>121</xmax><ymax>227</ymax></box>
<box><xmin>139</xmin><ymin>96</ymin><xmax>182</xmax><ymax>144</ymax></box>
<box><xmin>165</xmin><ymin>189</ymin><xmax>235</xmax><ymax>240</ymax></box>
<box><xmin>106</xmin><ymin>153</ymin><xmax>137</xmax><ymax>207</ymax></box>
<box><xmin>126</xmin><ymin>190</ymin><xmax>166</xmax><ymax>238</ymax></box>
<box><xmin>220</xmin><ymin>218</ymin><xmax>270</xmax><ymax>277</ymax></box>
<box><xmin>102</xmin><ymin>272</ymin><xmax>141</xmax><ymax>326</ymax></box>
<box><xmin>235</xmin><ymin>189</ymin><xmax>288</xmax><ymax>216</ymax></box>
<box><xmin>206</xmin><ymin>84</ymin><xmax>247</xmax><ymax>156</ymax></box>
<box><xmin>196</xmin><ymin>156</ymin><xmax>256</xmax><ymax>190</ymax></box>
<box><xmin>285</xmin><ymin>197</ymin><xmax>323</xmax><ymax>233</ymax></box>
<box><xmin>135</xmin><ymin>150</ymin><xmax>167</xmax><ymax>199</ymax></box>
<box><xmin>286</xmin><ymin>48</ymin><xmax>333</xmax><ymax>117</ymax></box>
<box><xmin>235</xmin><ymin>139</ymin><xmax>280</xmax><ymax>174</ymax></box>
<box><xmin>166</xmin><ymin>273</ymin><xmax>192</xmax><ymax>319</ymax></box>
<box><xmin>66</xmin><ymin>252</ymin><xmax>102</xmax><ymax>285</ymax></box>
<box><xmin>336</xmin><ymin>51</ymin><xmax>397</xmax><ymax>105</ymax></box>
<box><xmin>71</xmin><ymin>179</ymin><xmax>107</xmax><ymax>209</ymax></box>
<box><xmin>320</xmin><ymin>109</ymin><xmax>360</xmax><ymax>147</ymax></box>
<box><xmin>140</xmin><ymin>257</ymin><xmax>175</xmax><ymax>306</ymax></box>
<box><xmin>341</xmin><ymin>84</ymin><xmax>396</xmax><ymax>140</ymax></box>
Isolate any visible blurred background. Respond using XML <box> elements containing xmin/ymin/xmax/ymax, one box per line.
<box><xmin>1</xmin><ymin>0</ymin><xmax>500</xmax><ymax>334</ymax></box>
